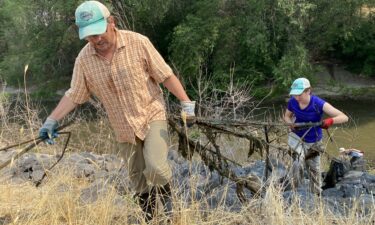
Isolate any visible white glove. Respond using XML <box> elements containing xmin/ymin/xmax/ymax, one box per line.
<box><xmin>181</xmin><ymin>101</ymin><xmax>196</xmax><ymax>116</ymax></box>
<box><xmin>180</xmin><ymin>101</ymin><xmax>196</xmax><ymax>127</ymax></box>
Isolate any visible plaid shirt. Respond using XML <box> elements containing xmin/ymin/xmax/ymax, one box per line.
<box><xmin>65</xmin><ymin>30</ymin><xmax>173</xmax><ymax>143</ymax></box>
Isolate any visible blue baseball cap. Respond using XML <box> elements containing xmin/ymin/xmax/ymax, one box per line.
<box><xmin>289</xmin><ymin>78</ymin><xmax>311</xmax><ymax>95</ymax></box>
<box><xmin>75</xmin><ymin>1</ymin><xmax>110</xmax><ymax>40</ymax></box>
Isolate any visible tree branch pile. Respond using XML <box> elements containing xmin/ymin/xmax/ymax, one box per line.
<box><xmin>168</xmin><ymin>116</ymin><xmax>291</xmax><ymax>202</ymax></box>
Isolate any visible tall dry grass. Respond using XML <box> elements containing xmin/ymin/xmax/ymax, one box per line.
<box><xmin>0</xmin><ymin>168</ymin><xmax>374</xmax><ymax>225</ymax></box>
<box><xmin>0</xmin><ymin>92</ymin><xmax>374</xmax><ymax>225</ymax></box>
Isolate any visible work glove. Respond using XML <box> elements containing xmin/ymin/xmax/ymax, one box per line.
<box><xmin>39</xmin><ymin>117</ymin><xmax>59</xmax><ymax>144</ymax></box>
<box><xmin>320</xmin><ymin>118</ymin><xmax>334</xmax><ymax>129</ymax></box>
<box><xmin>180</xmin><ymin>101</ymin><xmax>196</xmax><ymax>128</ymax></box>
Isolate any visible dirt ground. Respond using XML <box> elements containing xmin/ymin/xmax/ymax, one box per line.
<box><xmin>312</xmin><ymin>65</ymin><xmax>375</xmax><ymax>98</ymax></box>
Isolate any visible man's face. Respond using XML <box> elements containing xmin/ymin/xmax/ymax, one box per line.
<box><xmin>85</xmin><ymin>20</ymin><xmax>116</xmax><ymax>54</ymax></box>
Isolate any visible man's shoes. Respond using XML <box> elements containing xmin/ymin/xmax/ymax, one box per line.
<box><xmin>136</xmin><ymin>183</ymin><xmax>173</xmax><ymax>224</ymax></box>
<box><xmin>136</xmin><ymin>188</ymin><xmax>156</xmax><ymax>223</ymax></box>
<box><xmin>158</xmin><ymin>183</ymin><xmax>173</xmax><ymax>218</ymax></box>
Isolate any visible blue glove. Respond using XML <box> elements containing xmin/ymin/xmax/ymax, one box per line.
<box><xmin>39</xmin><ymin>118</ymin><xmax>59</xmax><ymax>144</ymax></box>
<box><xmin>181</xmin><ymin>101</ymin><xmax>196</xmax><ymax>127</ymax></box>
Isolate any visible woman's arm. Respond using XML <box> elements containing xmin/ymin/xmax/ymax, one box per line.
<box><xmin>283</xmin><ymin>108</ymin><xmax>294</xmax><ymax>124</ymax></box>
<box><xmin>322</xmin><ymin>102</ymin><xmax>348</xmax><ymax>124</ymax></box>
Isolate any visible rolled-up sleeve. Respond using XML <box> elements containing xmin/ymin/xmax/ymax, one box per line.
<box><xmin>65</xmin><ymin>58</ymin><xmax>90</xmax><ymax>104</ymax></box>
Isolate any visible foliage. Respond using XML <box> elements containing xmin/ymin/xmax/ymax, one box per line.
<box><xmin>0</xmin><ymin>0</ymin><xmax>82</xmax><ymax>86</ymax></box>
<box><xmin>111</xmin><ymin>0</ymin><xmax>195</xmax><ymax>56</ymax></box>
<box><xmin>338</xmin><ymin>17</ymin><xmax>375</xmax><ymax>76</ymax></box>
<box><xmin>305</xmin><ymin>0</ymin><xmax>375</xmax><ymax>77</ymax></box>
<box><xmin>0</xmin><ymin>0</ymin><xmax>374</xmax><ymax>98</ymax></box>
<box><xmin>169</xmin><ymin>0</ymin><xmax>316</xmax><ymax>97</ymax></box>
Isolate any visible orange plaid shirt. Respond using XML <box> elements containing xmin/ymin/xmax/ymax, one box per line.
<box><xmin>65</xmin><ymin>30</ymin><xmax>173</xmax><ymax>143</ymax></box>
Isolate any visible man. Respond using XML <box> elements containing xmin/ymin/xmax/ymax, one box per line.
<box><xmin>283</xmin><ymin>77</ymin><xmax>348</xmax><ymax>194</ymax></box>
<box><xmin>39</xmin><ymin>1</ymin><xmax>195</xmax><ymax>222</ymax></box>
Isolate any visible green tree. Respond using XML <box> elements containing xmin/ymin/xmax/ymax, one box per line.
<box><xmin>169</xmin><ymin>0</ymin><xmax>316</xmax><ymax>97</ymax></box>
<box><xmin>0</xmin><ymin>0</ymin><xmax>81</xmax><ymax>89</ymax></box>
<box><xmin>305</xmin><ymin>0</ymin><xmax>375</xmax><ymax>76</ymax></box>
<box><xmin>0</xmin><ymin>0</ymin><xmax>374</xmax><ymax>99</ymax></box>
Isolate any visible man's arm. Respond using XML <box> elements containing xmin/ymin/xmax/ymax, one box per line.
<box><xmin>162</xmin><ymin>74</ymin><xmax>195</xmax><ymax>126</ymax></box>
<box><xmin>49</xmin><ymin>95</ymin><xmax>78</xmax><ymax>121</ymax></box>
<box><xmin>162</xmin><ymin>74</ymin><xmax>191</xmax><ymax>102</ymax></box>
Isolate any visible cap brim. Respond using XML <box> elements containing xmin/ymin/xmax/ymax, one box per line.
<box><xmin>289</xmin><ymin>88</ymin><xmax>304</xmax><ymax>96</ymax></box>
<box><xmin>78</xmin><ymin>18</ymin><xmax>107</xmax><ymax>40</ymax></box>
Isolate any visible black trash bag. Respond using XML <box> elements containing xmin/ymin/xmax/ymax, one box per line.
<box><xmin>322</xmin><ymin>158</ymin><xmax>350</xmax><ymax>190</ymax></box>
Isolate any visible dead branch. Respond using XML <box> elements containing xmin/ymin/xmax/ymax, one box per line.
<box><xmin>168</xmin><ymin>117</ymin><xmax>264</xmax><ymax>201</ymax></box>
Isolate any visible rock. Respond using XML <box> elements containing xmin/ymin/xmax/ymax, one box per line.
<box><xmin>323</xmin><ymin>198</ymin><xmax>348</xmax><ymax>215</ymax></box>
<box><xmin>1</xmin><ymin>149</ymin><xmax>374</xmax><ymax>216</ymax></box>
<box><xmin>343</xmin><ymin>170</ymin><xmax>364</xmax><ymax>179</ymax></box>
<box><xmin>355</xmin><ymin>195</ymin><xmax>375</xmax><ymax>215</ymax></box>
<box><xmin>363</xmin><ymin>173</ymin><xmax>375</xmax><ymax>183</ymax></box>
<box><xmin>363</xmin><ymin>183</ymin><xmax>375</xmax><ymax>195</ymax></box>
<box><xmin>338</xmin><ymin>184</ymin><xmax>367</xmax><ymax>198</ymax></box>
<box><xmin>283</xmin><ymin>189</ymin><xmax>317</xmax><ymax>210</ymax></box>
<box><xmin>80</xmin><ymin>181</ymin><xmax>107</xmax><ymax>204</ymax></box>
<box><xmin>74</xmin><ymin>163</ymin><xmax>96</xmax><ymax>178</ymax></box>
<box><xmin>322</xmin><ymin>187</ymin><xmax>344</xmax><ymax>198</ymax></box>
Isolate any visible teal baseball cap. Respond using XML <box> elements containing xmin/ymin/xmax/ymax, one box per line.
<box><xmin>289</xmin><ymin>78</ymin><xmax>311</xmax><ymax>95</ymax></box>
<box><xmin>75</xmin><ymin>1</ymin><xmax>110</xmax><ymax>40</ymax></box>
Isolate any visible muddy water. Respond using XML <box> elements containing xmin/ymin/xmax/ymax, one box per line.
<box><xmin>323</xmin><ymin>99</ymin><xmax>375</xmax><ymax>165</ymax></box>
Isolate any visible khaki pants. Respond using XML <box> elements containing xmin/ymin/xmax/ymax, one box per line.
<box><xmin>287</xmin><ymin>133</ymin><xmax>323</xmax><ymax>194</ymax></box>
<box><xmin>117</xmin><ymin>120</ymin><xmax>172</xmax><ymax>194</ymax></box>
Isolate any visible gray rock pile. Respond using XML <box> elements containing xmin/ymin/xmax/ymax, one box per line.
<box><xmin>0</xmin><ymin>149</ymin><xmax>373</xmax><ymax>215</ymax></box>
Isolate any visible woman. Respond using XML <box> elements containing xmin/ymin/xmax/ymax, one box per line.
<box><xmin>283</xmin><ymin>77</ymin><xmax>348</xmax><ymax>194</ymax></box>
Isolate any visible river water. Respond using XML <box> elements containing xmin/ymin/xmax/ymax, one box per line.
<box><xmin>324</xmin><ymin>99</ymin><xmax>375</xmax><ymax>165</ymax></box>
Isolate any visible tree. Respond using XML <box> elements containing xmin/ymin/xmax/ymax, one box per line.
<box><xmin>169</xmin><ymin>0</ymin><xmax>316</xmax><ymax>97</ymax></box>
<box><xmin>0</xmin><ymin>0</ymin><xmax>81</xmax><ymax>90</ymax></box>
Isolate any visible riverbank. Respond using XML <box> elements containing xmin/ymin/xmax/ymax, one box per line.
<box><xmin>311</xmin><ymin>65</ymin><xmax>375</xmax><ymax>101</ymax></box>
<box><xmin>0</xmin><ymin>149</ymin><xmax>374</xmax><ymax>224</ymax></box>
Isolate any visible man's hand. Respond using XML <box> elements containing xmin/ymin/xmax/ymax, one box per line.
<box><xmin>39</xmin><ymin>118</ymin><xmax>59</xmax><ymax>144</ymax></box>
<box><xmin>320</xmin><ymin>118</ymin><xmax>334</xmax><ymax>129</ymax></box>
<box><xmin>180</xmin><ymin>101</ymin><xmax>196</xmax><ymax>127</ymax></box>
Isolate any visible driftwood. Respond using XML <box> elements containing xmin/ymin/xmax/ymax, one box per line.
<box><xmin>168</xmin><ymin>115</ymin><xmax>349</xmax><ymax>203</ymax></box>
<box><xmin>168</xmin><ymin>116</ymin><xmax>326</xmax><ymax>202</ymax></box>
<box><xmin>168</xmin><ymin>116</ymin><xmax>291</xmax><ymax>202</ymax></box>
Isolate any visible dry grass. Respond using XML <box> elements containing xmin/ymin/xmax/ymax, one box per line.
<box><xmin>0</xmin><ymin>94</ymin><xmax>374</xmax><ymax>225</ymax></box>
<box><xmin>0</xmin><ymin>171</ymin><xmax>374</xmax><ymax>225</ymax></box>
<box><xmin>0</xmin><ymin>170</ymin><xmax>138</xmax><ymax>225</ymax></box>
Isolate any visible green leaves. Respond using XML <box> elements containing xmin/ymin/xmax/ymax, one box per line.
<box><xmin>0</xmin><ymin>0</ymin><xmax>374</xmax><ymax>98</ymax></box>
<box><xmin>273</xmin><ymin>43</ymin><xmax>313</xmax><ymax>88</ymax></box>
<box><xmin>0</xmin><ymin>0</ymin><xmax>81</xmax><ymax>87</ymax></box>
